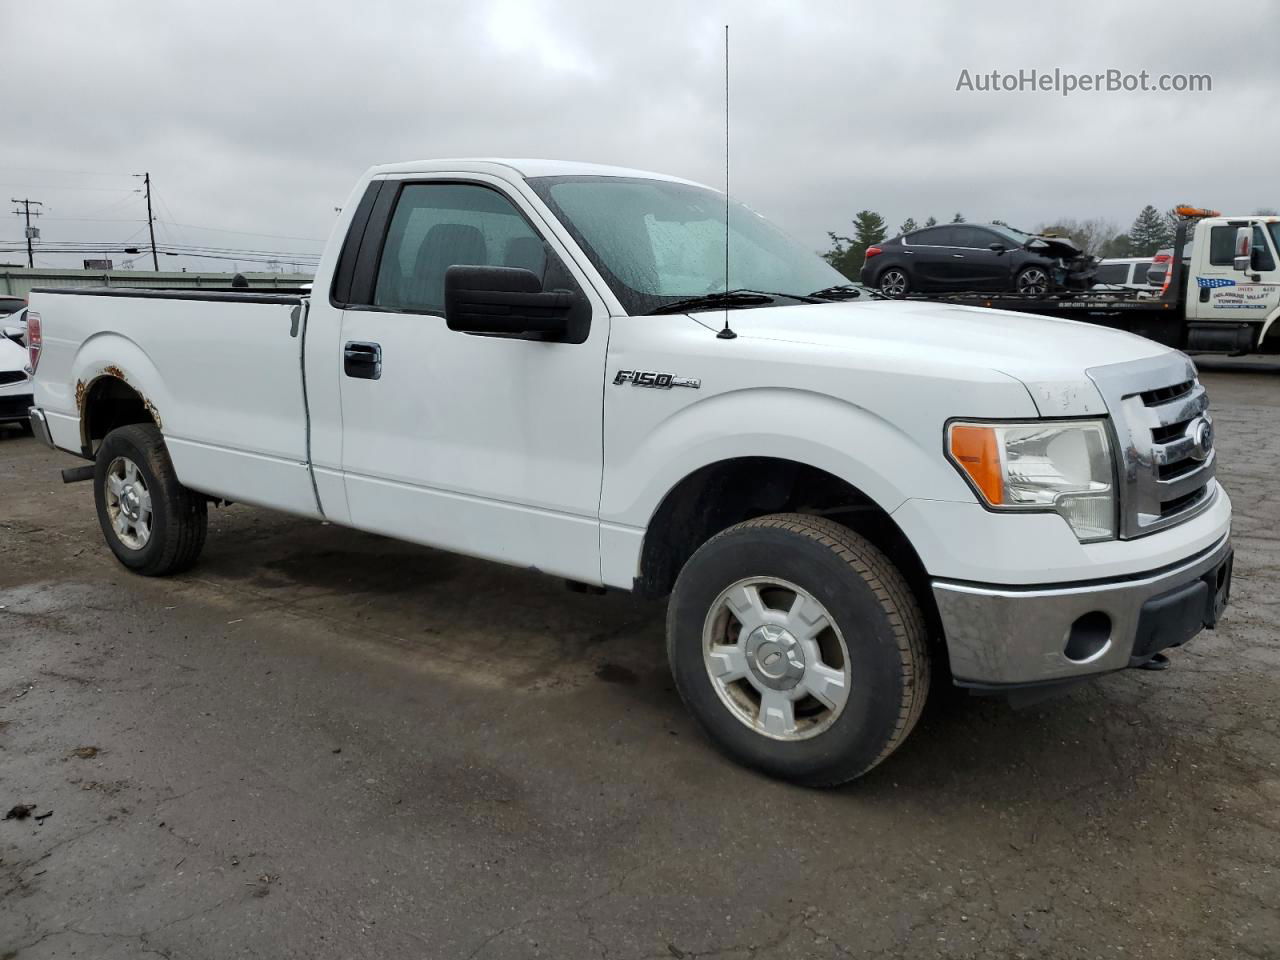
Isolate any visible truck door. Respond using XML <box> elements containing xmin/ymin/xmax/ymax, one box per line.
<box><xmin>333</xmin><ymin>175</ymin><xmax>610</xmax><ymax>583</ymax></box>
<box><xmin>1190</xmin><ymin>221</ymin><xmax>1280</xmax><ymax>339</ymax></box>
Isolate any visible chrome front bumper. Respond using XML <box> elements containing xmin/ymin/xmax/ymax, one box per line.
<box><xmin>28</xmin><ymin>406</ymin><xmax>55</xmax><ymax>449</ymax></box>
<box><xmin>933</xmin><ymin>533</ymin><xmax>1233</xmax><ymax>687</ymax></box>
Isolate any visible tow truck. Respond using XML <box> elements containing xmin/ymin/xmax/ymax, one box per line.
<box><xmin>923</xmin><ymin>208</ymin><xmax>1280</xmax><ymax>356</ymax></box>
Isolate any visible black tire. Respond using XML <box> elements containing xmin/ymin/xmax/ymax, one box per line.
<box><xmin>667</xmin><ymin>514</ymin><xmax>930</xmax><ymax>787</ymax></box>
<box><xmin>1015</xmin><ymin>264</ymin><xmax>1051</xmax><ymax>296</ymax></box>
<box><xmin>18</xmin><ymin>419</ymin><xmax>33</xmax><ymax>435</ymax></box>
<box><xmin>93</xmin><ymin>423</ymin><xmax>207</xmax><ymax>576</ymax></box>
<box><xmin>878</xmin><ymin>266</ymin><xmax>910</xmax><ymax>298</ymax></box>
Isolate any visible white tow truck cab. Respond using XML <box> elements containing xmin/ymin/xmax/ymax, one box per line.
<box><xmin>25</xmin><ymin>159</ymin><xmax>1233</xmax><ymax>785</ymax></box>
<box><xmin>1170</xmin><ymin>210</ymin><xmax>1280</xmax><ymax>354</ymax></box>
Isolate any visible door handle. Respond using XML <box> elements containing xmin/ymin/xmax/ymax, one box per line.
<box><xmin>951</xmin><ymin>254</ymin><xmax>965</xmax><ymax>259</ymax></box>
<box><xmin>344</xmin><ymin>341</ymin><xmax>382</xmax><ymax>380</ymax></box>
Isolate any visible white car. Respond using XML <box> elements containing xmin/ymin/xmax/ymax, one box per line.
<box><xmin>26</xmin><ymin>159</ymin><xmax>1233</xmax><ymax>785</ymax></box>
<box><xmin>0</xmin><ymin>307</ymin><xmax>33</xmax><ymax>431</ymax></box>
<box><xmin>1093</xmin><ymin>257</ymin><xmax>1153</xmax><ymax>292</ymax></box>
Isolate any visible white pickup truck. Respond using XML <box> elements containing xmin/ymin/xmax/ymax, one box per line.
<box><xmin>26</xmin><ymin>159</ymin><xmax>1233</xmax><ymax>785</ymax></box>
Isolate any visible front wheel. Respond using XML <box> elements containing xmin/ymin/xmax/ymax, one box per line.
<box><xmin>93</xmin><ymin>423</ymin><xmax>208</xmax><ymax>576</ymax></box>
<box><xmin>666</xmin><ymin>514</ymin><xmax>931</xmax><ymax>786</ymax></box>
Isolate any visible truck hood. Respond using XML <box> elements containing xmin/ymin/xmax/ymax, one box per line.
<box><xmin>698</xmin><ymin>299</ymin><xmax>1174</xmax><ymax>417</ymax></box>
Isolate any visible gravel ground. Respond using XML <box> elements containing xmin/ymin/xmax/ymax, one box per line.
<box><xmin>1</xmin><ymin>358</ymin><xmax>1277</xmax><ymax>960</ymax></box>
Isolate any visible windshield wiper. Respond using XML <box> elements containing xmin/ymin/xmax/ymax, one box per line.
<box><xmin>807</xmin><ymin>284</ymin><xmax>865</xmax><ymax>301</ymax></box>
<box><xmin>648</xmin><ymin>289</ymin><xmax>821</xmax><ymax>315</ymax></box>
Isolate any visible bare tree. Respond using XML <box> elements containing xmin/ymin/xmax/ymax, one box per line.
<box><xmin>1035</xmin><ymin>217</ymin><xmax>1120</xmax><ymax>257</ymax></box>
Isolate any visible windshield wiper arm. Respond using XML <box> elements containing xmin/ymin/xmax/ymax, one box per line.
<box><xmin>807</xmin><ymin>284</ymin><xmax>865</xmax><ymax>300</ymax></box>
<box><xmin>648</xmin><ymin>291</ymin><xmax>774</xmax><ymax>315</ymax></box>
<box><xmin>648</xmin><ymin>288</ymin><xmax>823</xmax><ymax>315</ymax></box>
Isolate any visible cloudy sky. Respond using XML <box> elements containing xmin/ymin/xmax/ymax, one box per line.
<box><xmin>3</xmin><ymin>0</ymin><xmax>1277</xmax><ymax>273</ymax></box>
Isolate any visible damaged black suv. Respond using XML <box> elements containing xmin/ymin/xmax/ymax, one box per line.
<box><xmin>859</xmin><ymin>223</ymin><xmax>1096</xmax><ymax>297</ymax></box>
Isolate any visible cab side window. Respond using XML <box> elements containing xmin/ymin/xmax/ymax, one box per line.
<box><xmin>1207</xmin><ymin>224</ymin><xmax>1277</xmax><ymax>271</ymax></box>
<box><xmin>1252</xmin><ymin>224</ymin><xmax>1276</xmax><ymax>272</ymax></box>
<box><xmin>1208</xmin><ymin>226</ymin><xmax>1237</xmax><ymax>266</ymax></box>
<box><xmin>372</xmin><ymin>183</ymin><xmax>546</xmax><ymax>314</ymax></box>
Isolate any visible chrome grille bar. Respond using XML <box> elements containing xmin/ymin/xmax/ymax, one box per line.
<box><xmin>1087</xmin><ymin>353</ymin><xmax>1217</xmax><ymax>539</ymax></box>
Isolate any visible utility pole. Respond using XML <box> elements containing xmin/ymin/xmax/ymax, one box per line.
<box><xmin>10</xmin><ymin>198</ymin><xmax>43</xmax><ymax>268</ymax></box>
<box><xmin>135</xmin><ymin>172</ymin><xmax>158</xmax><ymax>271</ymax></box>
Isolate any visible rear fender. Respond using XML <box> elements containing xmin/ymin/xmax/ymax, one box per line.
<box><xmin>72</xmin><ymin>332</ymin><xmax>171</xmax><ymax>450</ymax></box>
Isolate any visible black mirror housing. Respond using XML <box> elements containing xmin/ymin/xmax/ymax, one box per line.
<box><xmin>988</xmin><ymin>242</ymin><xmax>1006</xmax><ymax>254</ymax></box>
<box><xmin>444</xmin><ymin>265</ymin><xmax>576</xmax><ymax>339</ymax></box>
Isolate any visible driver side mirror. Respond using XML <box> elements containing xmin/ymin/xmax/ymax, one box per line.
<box><xmin>1232</xmin><ymin>226</ymin><xmax>1252</xmax><ymax>272</ymax></box>
<box><xmin>988</xmin><ymin>242</ymin><xmax>1006</xmax><ymax>254</ymax></box>
<box><xmin>1</xmin><ymin>325</ymin><xmax>23</xmax><ymax>346</ymax></box>
<box><xmin>444</xmin><ymin>265</ymin><xmax>576</xmax><ymax>339</ymax></box>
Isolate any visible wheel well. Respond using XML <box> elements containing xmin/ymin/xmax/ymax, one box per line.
<box><xmin>81</xmin><ymin>375</ymin><xmax>156</xmax><ymax>456</ymax></box>
<box><xmin>635</xmin><ymin>457</ymin><xmax>940</xmax><ymax>640</ymax></box>
<box><xmin>1261</xmin><ymin>319</ymin><xmax>1280</xmax><ymax>354</ymax></box>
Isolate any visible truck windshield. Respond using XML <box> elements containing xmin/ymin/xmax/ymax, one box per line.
<box><xmin>527</xmin><ymin>175</ymin><xmax>857</xmax><ymax>315</ymax></box>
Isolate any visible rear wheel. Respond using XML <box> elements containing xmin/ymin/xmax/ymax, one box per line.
<box><xmin>878</xmin><ymin>267</ymin><xmax>910</xmax><ymax>297</ymax></box>
<box><xmin>667</xmin><ymin>514</ymin><xmax>930</xmax><ymax>786</ymax></box>
<box><xmin>94</xmin><ymin>423</ymin><xmax>207</xmax><ymax>576</ymax></box>
<box><xmin>1015</xmin><ymin>265</ymin><xmax>1050</xmax><ymax>296</ymax></box>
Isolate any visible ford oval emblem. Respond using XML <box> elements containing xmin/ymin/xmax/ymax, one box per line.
<box><xmin>1186</xmin><ymin>416</ymin><xmax>1214</xmax><ymax>461</ymax></box>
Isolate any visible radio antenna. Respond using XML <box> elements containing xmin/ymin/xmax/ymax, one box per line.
<box><xmin>717</xmin><ymin>23</ymin><xmax>737</xmax><ymax>340</ymax></box>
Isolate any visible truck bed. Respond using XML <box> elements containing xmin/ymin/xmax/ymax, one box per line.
<box><xmin>29</xmin><ymin>285</ymin><xmax>319</xmax><ymax>517</ymax></box>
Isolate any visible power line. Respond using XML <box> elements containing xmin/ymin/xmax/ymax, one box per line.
<box><xmin>155</xmin><ymin>219</ymin><xmax>326</xmax><ymax>244</ymax></box>
<box><xmin>0</xmin><ymin>183</ymin><xmax>138</xmax><ymax>193</ymax></box>
<box><xmin>0</xmin><ymin>166</ymin><xmax>134</xmax><ymax>178</ymax></box>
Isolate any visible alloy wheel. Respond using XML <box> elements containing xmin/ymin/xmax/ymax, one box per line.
<box><xmin>702</xmin><ymin>577</ymin><xmax>852</xmax><ymax>741</ymax></box>
<box><xmin>104</xmin><ymin>456</ymin><xmax>153</xmax><ymax>549</ymax></box>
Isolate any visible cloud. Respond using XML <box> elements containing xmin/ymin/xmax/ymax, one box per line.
<box><xmin>3</xmin><ymin>0</ymin><xmax>1277</xmax><ymax>270</ymax></box>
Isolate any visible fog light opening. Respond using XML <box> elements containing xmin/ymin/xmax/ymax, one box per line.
<box><xmin>1064</xmin><ymin>611</ymin><xmax>1112</xmax><ymax>663</ymax></box>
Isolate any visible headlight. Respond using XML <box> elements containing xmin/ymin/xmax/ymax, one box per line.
<box><xmin>946</xmin><ymin>420</ymin><xmax>1116</xmax><ymax>542</ymax></box>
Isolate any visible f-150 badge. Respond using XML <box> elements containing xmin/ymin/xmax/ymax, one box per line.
<box><xmin>612</xmin><ymin>370</ymin><xmax>701</xmax><ymax>389</ymax></box>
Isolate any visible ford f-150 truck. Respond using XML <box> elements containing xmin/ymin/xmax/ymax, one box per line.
<box><xmin>25</xmin><ymin>159</ymin><xmax>1233</xmax><ymax>786</ymax></box>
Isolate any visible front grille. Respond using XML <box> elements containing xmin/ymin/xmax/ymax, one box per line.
<box><xmin>0</xmin><ymin>370</ymin><xmax>27</xmax><ymax>386</ymax></box>
<box><xmin>1140</xmin><ymin>380</ymin><xmax>1194</xmax><ymax>406</ymax></box>
<box><xmin>1160</xmin><ymin>487</ymin><xmax>1208</xmax><ymax>518</ymax></box>
<box><xmin>1088</xmin><ymin>355</ymin><xmax>1217</xmax><ymax>538</ymax></box>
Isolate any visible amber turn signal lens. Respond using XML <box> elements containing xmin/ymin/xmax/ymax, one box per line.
<box><xmin>949</xmin><ymin>425</ymin><xmax>1003</xmax><ymax>505</ymax></box>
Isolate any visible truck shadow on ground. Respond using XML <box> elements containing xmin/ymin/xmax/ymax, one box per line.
<box><xmin>186</xmin><ymin>506</ymin><xmax>1206</xmax><ymax>809</ymax></box>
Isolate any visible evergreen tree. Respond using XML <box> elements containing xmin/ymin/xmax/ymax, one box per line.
<box><xmin>823</xmin><ymin>210</ymin><xmax>888</xmax><ymax>279</ymax></box>
<box><xmin>924</xmin><ymin>216</ymin><xmax>938</xmax><ymax>227</ymax></box>
<box><xmin>898</xmin><ymin>217</ymin><xmax>917</xmax><ymax>236</ymax></box>
<box><xmin>1100</xmin><ymin>233</ymin><xmax>1134</xmax><ymax>258</ymax></box>
<box><xmin>950</xmin><ymin>212</ymin><xmax>966</xmax><ymax>223</ymax></box>
<box><xmin>1128</xmin><ymin>205</ymin><xmax>1172</xmax><ymax>256</ymax></box>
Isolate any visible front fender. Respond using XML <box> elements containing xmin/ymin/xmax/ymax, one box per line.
<box><xmin>601</xmin><ymin>385</ymin><xmax>975</xmax><ymax>530</ymax></box>
<box><xmin>1259</xmin><ymin>303</ymin><xmax>1280</xmax><ymax>347</ymax></box>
